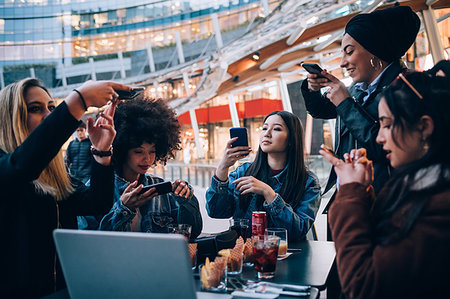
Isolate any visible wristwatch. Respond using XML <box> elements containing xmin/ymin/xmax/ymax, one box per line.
<box><xmin>90</xmin><ymin>145</ymin><xmax>113</xmax><ymax>157</ymax></box>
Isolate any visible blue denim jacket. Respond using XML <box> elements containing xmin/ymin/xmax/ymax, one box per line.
<box><xmin>80</xmin><ymin>173</ymin><xmax>202</xmax><ymax>238</ymax></box>
<box><xmin>206</xmin><ymin>163</ymin><xmax>321</xmax><ymax>241</ymax></box>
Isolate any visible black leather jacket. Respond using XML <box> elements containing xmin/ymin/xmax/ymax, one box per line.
<box><xmin>301</xmin><ymin>61</ymin><xmax>406</xmax><ymax>194</ymax></box>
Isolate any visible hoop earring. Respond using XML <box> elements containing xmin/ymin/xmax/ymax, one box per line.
<box><xmin>370</xmin><ymin>57</ymin><xmax>383</xmax><ymax>71</ymax></box>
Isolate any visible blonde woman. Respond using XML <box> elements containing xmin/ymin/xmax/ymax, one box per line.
<box><xmin>0</xmin><ymin>78</ymin><xmax>130</xmax><ymax>298</ymax></box>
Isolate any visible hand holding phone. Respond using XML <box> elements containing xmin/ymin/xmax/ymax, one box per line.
<box><xmin>302</xmin><ymin>63</ymin><xmax>330</xmax><ymax>81</ymax></box>
<box><xmin>116</xmin><ymin>87</ymin><xmax>145</xmax><ymax>100</ymax></box>
<box><xmin>230</xmin><ymin>127</ymin><xmax>249</xmax><ymax>147</ymax></box>
<box><xmin>139</xmin><ymin>181</ymin><xmax>172</xmax><ymax>195</ymax></box>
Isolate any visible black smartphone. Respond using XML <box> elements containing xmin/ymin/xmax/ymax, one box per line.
<box><xmin>116</xmin><ymin>87</ymin><xmax>145</xmax><ymax>100</ymax></box>
<box><xmin>302</xmin><ymin>63</ymin><xmax>328</xmax><ymax>80</ymax></box>
<box><xmin>230</xmin><ymin>127</ymin><xmax>248</xmax><ymax>147</ymax></box>
<box><xmin>139</xmin><ymin>181</ymin><xmax>172</xmax><ymax>195</ymax></box>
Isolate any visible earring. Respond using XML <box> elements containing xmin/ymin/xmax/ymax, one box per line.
<box><xmin>370</xmin><ymin>57</ymin><xmax>383</xmax><ymax>71</ymax></box>
<box><xmin>421</xmin><ymin>136</ymin><xmax>430</xmax><ymax>153</ymax></box>
<box><xmin>370</xmin><ymin>57</ymin><xmax>377</xmax><ymax>70</ymax></box>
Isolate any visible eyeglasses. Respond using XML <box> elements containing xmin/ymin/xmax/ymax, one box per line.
<box><xmin>397</xmin><ymin>73</ymin><xmax>423</xmax><ymax>100</ymax></box>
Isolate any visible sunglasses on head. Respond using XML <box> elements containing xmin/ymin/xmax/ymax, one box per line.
<box><xmin>397</xmin><ymin>73</ymin><xmax>423</xmax><ymax>100</ymax></box>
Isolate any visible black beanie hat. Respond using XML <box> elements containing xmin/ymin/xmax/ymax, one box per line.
<box><xmin>345</xmin><ymin>5</ymin><xmax>420</xmax><ymax>62</ymax></box>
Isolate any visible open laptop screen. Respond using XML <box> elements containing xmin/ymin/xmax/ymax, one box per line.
<box><xmin>53</xmin><ymin>229</ymin><xmax>196</xmax><ymax>299</ymax></box>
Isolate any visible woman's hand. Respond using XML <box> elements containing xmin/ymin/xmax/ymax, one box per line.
<box><xmin>319</xmin><ymin>71</ymin><xmax>351</xmax><ymax>106</ymax></box>
<box><xmin>87</xmin><ymin>99</ymin><xmax>119</xmax><ymax>165</ymax></box>
<box><xmin>120</xmin><ymin>181</ymin><xmax>158</xmax><ymax>211</ymax></box>
<box><xmin>87</xmin><ymin>100</ymin><xmax>118</xmax><ymax>151</ymax></box>
<box><xmin>215</xmin><ymin>138</ymin><xmax>251</xmax><ymax>181</ymax></box>
<box><xmin>66</xmin><ymin>81</ymin><xmax>131</xmax><ymax>120</ymax></box>
<box><xmin>172</xmin><ymin>179</ymin><xmax>192</xmax><ymax>199</ymax></box>
<box><xmin>232</xmin><ymin>176</ymin><xmax>277</xmax><ymax>204</ymax></box>
<box><xmin>77</xmin><ymin>81</ymin><xmax>130</xmax><ymax>108</ymax></box>
<box><xmin>306</xmin><ymin>73</ymin><xmax>329</xmax><ymax>92</ymax></box>
<box><xmin>319</xmin><ymin>145</ymin><xmax>373</xmax><ymax>188</ymax></box>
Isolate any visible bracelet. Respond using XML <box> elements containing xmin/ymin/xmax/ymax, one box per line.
<box><xmin>73</xmin><ymin>89</ymin><xmax>88</xmax><ymax>111</ymax></box>
<box><xmin>90</xmin><ymin>145</ymin><xmax>113</xmax><ymax>157</ymax></box>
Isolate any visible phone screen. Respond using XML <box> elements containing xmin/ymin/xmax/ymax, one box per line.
<box><xmin>116</xmin><ymin>87</ymin><xmax>145</xmax><ymax>100</ymax></box>
<box><xmin>139</xmin><ymin>181</ymin><xmax>172</xmax><ymax>195</ymax></box>
<box><xmin>302</xmin><ymin>63</ymin><xmax>328</xmax><ymax>79</ymax></box>
<box><xmin>230</xmin><ymin>127</ymin><xmax>248</xmax><ymax>147</ymax></box>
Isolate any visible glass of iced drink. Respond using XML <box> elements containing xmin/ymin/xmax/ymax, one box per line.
<box><xmin>252</xmin><ymin>235</ymin><xmax>280</xmax><ymax>279</ymax></box>
<box><xmin>265</xmin><ymin>228</ymin><xmax>288</xmax><ymax>257</ymax></box>
<box><xmin>229</xmin><ymin>218</ymin><xmax>249</xmax><ymax>241</ymax></box>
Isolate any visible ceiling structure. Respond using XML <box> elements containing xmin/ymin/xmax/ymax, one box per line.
<box><xmin>168</xmin><ymin>0</ymin><xmax>449</xmax><ymax>114</ymax></box>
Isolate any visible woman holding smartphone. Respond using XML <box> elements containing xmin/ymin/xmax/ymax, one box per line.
<box><xmin>89</xmin><ymin>98</ymin><xmax>202</xmax><ymax>238</ymax></box>
<box><xmin>301</xmin><ymin>5</ymin><xmax>420</xmax><ymax>195</ymax></box>
<box><xmin>0</xmin><ymin>78</ymin><xmax>130</xmax><ymax>298</ymax></box>
<box><xmin>322</xmin><ymin>72</ymin><xmax>450</xmax><ymax>298</ymax></box>
<box><xmin>206</xmin><ymin>111</ymin><xmax>321</xmax><ymax>241</ymax></box>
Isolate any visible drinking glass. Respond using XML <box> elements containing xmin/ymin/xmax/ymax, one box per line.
<box><xmin>265</xmin><ymin>228</ymin><xmax>288</xmax><ymax>257</ymax></box>
<box><xmin>252</xmin><ymin>235</ymin><xmax>280</xmax><ymax>279</ymax></box>
<box><xmin>148</xmin><ymin>196</ymin><xmax>173</xmax><ymax>232</ymax></box>
<box><xmin>229</xmin><ymin>218</ymin><xmax>249</xmax><ymax>241</ymax></box>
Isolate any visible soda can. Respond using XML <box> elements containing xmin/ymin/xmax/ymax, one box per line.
<box><xmin>252</xmin><ymin>211</ymin><xmax>267</xmax><ymax>240</ymax></box>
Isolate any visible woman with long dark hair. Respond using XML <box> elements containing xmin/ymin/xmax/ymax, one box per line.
<box><xmin>206</xmin><ymin>111</ymin><xmax>321</xmax><ymax>241</ymax></box>
<box><xmin>321</xmin><ymin>70</ymin><xmax>450</xmax><ymax>298</ymax></box>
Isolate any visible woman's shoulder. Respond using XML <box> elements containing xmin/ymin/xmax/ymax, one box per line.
<box><xmin>305</xmin><ymin>168</ymin><xmax>321</xmax><ymax>188</ymax></box>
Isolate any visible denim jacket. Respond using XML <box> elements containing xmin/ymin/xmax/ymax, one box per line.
<box><xmin>91</xmin><ymin>173</ymin><xmax>202</xmax><ymax>238</ymax></box>
<box><xmin>206</xmin><ymin>163</ymin><xmax>321</xmax><ymax>241</ymax></box>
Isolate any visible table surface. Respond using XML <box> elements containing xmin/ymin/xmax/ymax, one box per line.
<box><xmin>196</xmin><ymin>240</ymin><xmax>336</xmax><ymax>298</ymax></box>
<box><xmin>250</xmin><ymin>240</ymin><xmax>336</xmax><ymax>290</ymax></box>
<box><xmin>46</xmin><ymin>240</ymin><xmax>335</xmax><ymax>299</ymax></box>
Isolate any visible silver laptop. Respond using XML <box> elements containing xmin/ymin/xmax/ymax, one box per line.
<box><xmin>53</xmin><ymin>229</ymin><xmax>197</xmax><ymax>299</ymax></box>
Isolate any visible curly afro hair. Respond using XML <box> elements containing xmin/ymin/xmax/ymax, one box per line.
<box><xmin>112</xmin><ymin>98</ymin><xmax>181</xmax><ymax>171</ymax></box>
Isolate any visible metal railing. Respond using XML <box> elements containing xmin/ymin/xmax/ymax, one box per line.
<box><xmin>152</xmin><ymin>155</ymin><xmax>332</xmax><ymax>189</ymax></box>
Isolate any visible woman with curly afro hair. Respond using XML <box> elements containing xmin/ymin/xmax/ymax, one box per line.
<box><xmin>81</xmin><ymin>97</ymin><xmax>202</xmax><ymax>238</ymax></box>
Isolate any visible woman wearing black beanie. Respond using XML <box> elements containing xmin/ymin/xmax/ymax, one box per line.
<box><xmin>300</xmin><ymin>5</ymin><xmax>420</xmax><ymax>201</ymax></box>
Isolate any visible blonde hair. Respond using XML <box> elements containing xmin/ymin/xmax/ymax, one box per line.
<box><xmin>0</xmin><ymin>78</ymin><xmax>74</xmax><ymax>200</ymax></box>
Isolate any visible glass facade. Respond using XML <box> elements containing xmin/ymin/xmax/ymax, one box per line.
<box><xmin>0</xmin><ymin>0</ymin><xmax>274</xmax><ymax>65</ymax></box>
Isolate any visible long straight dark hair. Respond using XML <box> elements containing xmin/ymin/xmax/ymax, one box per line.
<box><xmin>239</xmin><ymin>111</ymin><xmax>308</xmax><ymax>211</ymax></box>
<box><xmin>372</xmin><ymin>71</ymin><xmax>450</xmax><ymax>245</ymax></box>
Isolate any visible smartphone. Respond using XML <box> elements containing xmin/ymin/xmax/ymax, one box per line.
<box><xmin>230</xmin><ymin>127</ymin><xmax>248</xmax><ymax>147</ymax></box>
<box><xmin>116</xmin><ymin>87</ymin><xmax>145</xmax><ymax>100</ymax></box>
<box><xmin>302</xmin><ymin>63</ymin><xmax>328</xmax><ymax>80</ymax></box>
<box><xmin>139</xmin><ymin>181</ymin><xmax>172</xmax><ymax>195</ymax></box>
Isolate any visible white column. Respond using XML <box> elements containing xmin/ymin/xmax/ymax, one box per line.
<box><xmin>0</xmin><ymin>68</ymin><xmax>5</xmax><ymax>89</ymax></box>
<box><xmin>228</xmin><ymin>94</ymin><xmax>240</xmax><ymax>127</ymax></box>
<box><xmin>422</xmin><ymin>7</ymin><xmax>445</xmax><ymax>63</ymax></box>
<box><xmin>189</xmin><ymin>109</ymin><xmax>204</xmax><ymax>159</ymax></box>
<box><xmin>118</xmin><ymin>51</ymin><xmax>126</xmax><ymax>79</ymax></box>
<box><xmin>146</xmin><ymin>42</ymin><xmax>156</xmax><ymax>73</ymax></box>
<box><xmin>261</xmin><ymin>0</ymin><xmax>270</xmax><ymax>17</ymax></box>
<box><xmin>153</xmin><ymin>80</ymin><xmax>159</xmax><ymax>98</ymax></box>
<box><xmin>61</xmin><ymin>63</ymin><xmax>67</xmax><ymax>88</ymax></box>
<box><xmin>89</xmin><ymin>57</ymin><xmax>96</xmax><ymax>81</ymax></box>
<box><xmin>278</xmin><ymin>78</ymin><xmax>293</xmax><ymax>113</ymax></box>
<box><xmin>211</xmin><ymin>13</ymin><xmax>223</xmax><ymax>50</ymax></box>
<box><xmin>30</xmin><ymin>67</ymin><xmax>35</xmax><ymax>78</ymax></box>
<box><xmin>175</xmin><ymin>31</ymin><xmax>185</xmax><ymax>64</ymax></box>
<box><xmin>304</xmin><ymin>114</ymin><xmax>313</xmax><ymax>155</ymax></box>
<box><xmin>177</xmin><ymin>31</ymin><xmax>203</xmax><ymax>158</ymax></box>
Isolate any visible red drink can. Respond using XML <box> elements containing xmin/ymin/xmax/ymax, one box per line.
<box><xmin>252</xmin><ymin>211</ymin><xmax>267</xmax><ymax>240</ymax></box>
